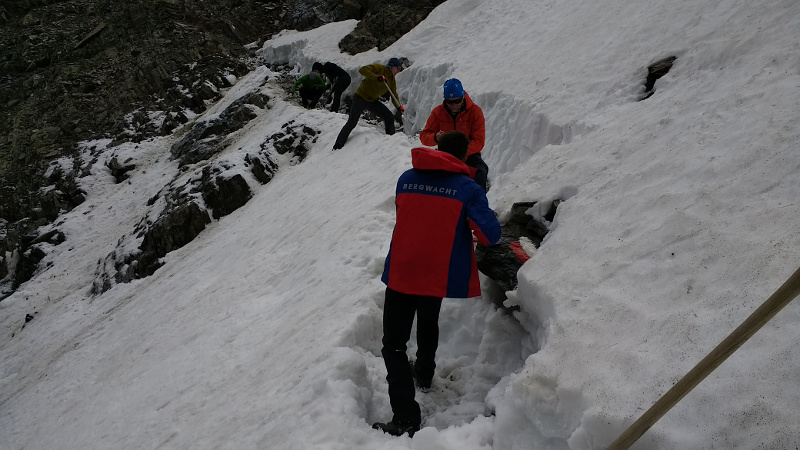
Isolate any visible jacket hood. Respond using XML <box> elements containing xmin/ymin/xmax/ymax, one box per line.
<box><xmin>411</xmin><ymin>147</ymin><xmax>472</xmax><ymax>176</ymax></box>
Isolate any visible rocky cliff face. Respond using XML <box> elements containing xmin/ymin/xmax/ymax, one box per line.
<box><xmin>0</xmin><ymin>0</ymin><xmax>444</xmax><ymax>298</ymax></box>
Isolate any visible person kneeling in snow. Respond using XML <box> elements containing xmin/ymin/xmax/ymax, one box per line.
<box><xmin>373</xmin><ymin>131</ymin><xmax>501</xmax><ymax>437</ymax></box>
<box><xmin>291</xmin><ymin>70</ymin><xmax>327</xmax><ymax>109</ymax></box>
<box><xmin>312</xmin><ymin>61</ymin><xmax>351</xmax><ymax>113</ymax></box>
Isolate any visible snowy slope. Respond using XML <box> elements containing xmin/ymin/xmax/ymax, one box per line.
<box><xmin>1</xmin><ymin>0</ymin><xmax>799</xmax><ymax>449</ymax></box>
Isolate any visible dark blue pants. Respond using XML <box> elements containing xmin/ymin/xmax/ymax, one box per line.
<box><xmin>334</xmin><ymin>94</ymin><xmax>395</xmax><ymax>148</ymax></box>
<box><xmin>381</xmin><ymin>287</ymin><xmax>442</xmax><ymax>426</ymax></box>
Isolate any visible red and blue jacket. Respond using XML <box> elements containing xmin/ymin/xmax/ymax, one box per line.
<box><xmin>381</xmin><ymin>147</ymin><xmax>501</xmax><ymax>298</ymax></box>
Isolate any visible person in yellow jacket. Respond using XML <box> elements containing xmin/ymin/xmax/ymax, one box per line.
<box><xmin>332</xmin><ymin>58</ymin><xmax>404</xmax><ymax>150</ymax></box>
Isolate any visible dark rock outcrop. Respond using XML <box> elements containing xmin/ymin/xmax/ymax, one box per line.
<box><xmin>0</xmin><ymin>224</ymin><xmax>8</xmax><ymax>282</ymax></box>
<box><xmin>91</xmin><ymin>109</ymin><xmax>322</xmax><ymax>295</ymax></box>
<box><xmin>107</xmin><ymin>156</ymin><xmax>136</xmax><ymax>183</ymax></box>
<box><xmin>1</xmin><ymin>0</ymin><xmax>441</xmax><ymax>298</ymax></box>
<box><xmin>246</xmin><ymin>152</ymin><xmax>279</xmax><ymax>185</ymax></box>
<box><xmin>265</xmin><ymin>120</ymin><xmax>319</xmax><ymax>165</ymax></box>
<box><xmin>201</xmin><ymin>169</ymin><xmax>253</xmax><ymax>220</ymax></box>
<box><xmin>13</xmin><ymin>228</ymin><xmax>65</xmax><ymax>289</ymax></box>
<box><xmin>641</xmin><ymin>56</ymin><xmax>677</xmax><ymax>101</ymax></box>
<box><xmin>171</xmin><ymin>92</ymin><xmax>270</xmax><ymax>167</ymax></box>
<box><xmin>136</xmin><ymin>201</ymin><xmax>213</xmax><ymax>279</ymax></box>
<box><xmin>339</xmin><ymin>0</ymin><xmax>445</xmax><ymax>54</ymax></box>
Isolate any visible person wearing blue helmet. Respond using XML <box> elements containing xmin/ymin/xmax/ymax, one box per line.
<box><xmin>332</xmin><ymin>57</ymin><xmax>405</xmax><ymax>150</ymax></box>
<box><xmin>420</xmin><ymin>78</ymin><xmax>489</xmax><ymax>191</ymax></box>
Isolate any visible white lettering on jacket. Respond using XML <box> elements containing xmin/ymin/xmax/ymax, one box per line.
<box><xmin>402</xmin><ymin>183</ymin><xmax>457</xmax><ymax>196</ymax></box>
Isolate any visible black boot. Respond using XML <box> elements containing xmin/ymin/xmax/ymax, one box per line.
<box><xmin>372</xmin><ymin>419</ymin><xmax>420</xmax><ymax>437</ymax></box>
<box><xmin>412</xmin><ymin>360</ymin><xmax>432</xmax><ymax>391</ymax></box>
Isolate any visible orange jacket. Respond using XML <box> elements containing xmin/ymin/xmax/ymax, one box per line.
<box><xmin>420</xmin><ymin>92</ymin><xmax>485</xmax><ymax>157</ymax></box>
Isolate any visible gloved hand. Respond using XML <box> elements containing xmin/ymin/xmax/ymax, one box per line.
<box><xmin>394</xmin><ymin>109</ymin><xmax>403</xmax><ymax>123</ymax></box>
<box><xmin>377</xmin><ymin>75</ymin><xmax>386</xmax><ymax>83</ymax></box>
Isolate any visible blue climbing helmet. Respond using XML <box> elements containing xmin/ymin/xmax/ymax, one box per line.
<box><xmin>443</xmin><ymin>78</ymin><xmax>464</xmax><ymax>99</ymax></box>
<box><xmin>387</xmin><ymin>57</ymin><xmax>403</xmax><ymax>69</ymax></box>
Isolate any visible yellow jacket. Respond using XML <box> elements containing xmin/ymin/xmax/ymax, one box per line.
<box><xmin>354</xmin><ymin>64</ymin><xmax>401</xmax><ymax>108</ymax></box>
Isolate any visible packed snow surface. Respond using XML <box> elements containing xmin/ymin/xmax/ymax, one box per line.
<box><xmin>1</xmin><ymin>0</ymin><xmax>799</xmax><ymax>449</ymax></box>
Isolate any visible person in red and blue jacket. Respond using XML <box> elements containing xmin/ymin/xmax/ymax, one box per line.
<box><xmin>372</xmin><ymin>131</ymin><xmax>500</xmax><ymax>438</ymax></box>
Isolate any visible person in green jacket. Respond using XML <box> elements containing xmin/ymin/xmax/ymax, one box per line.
<box><xmin>291</xmin><ymin>70</ymin><xmax>328</xmax><ymax>109</ymax></box>
<box><xmin>332</xmin><ymin>58</ymin><xmax>405</xmax><ymax>150</ymax></box>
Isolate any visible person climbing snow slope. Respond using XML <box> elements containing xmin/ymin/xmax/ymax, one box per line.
<box><xmin>332</xmin><ymin>57</ymin><xmax>405</xmax><ymax>150</ymax></box>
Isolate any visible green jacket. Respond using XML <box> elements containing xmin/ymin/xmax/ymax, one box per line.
<box><xmin>292</xmin><ymin>73</ymin><xmax>327</xmax><ymax>92</ymax></box>
<box><xmin>354</xmin><ymin>63</ymin><xmax>401</xmax><ymax>108</ymax></box>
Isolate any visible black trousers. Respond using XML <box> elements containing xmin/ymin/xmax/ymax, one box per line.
<box><xmin>298</xmin><ymin>86</ymin><xmax>324</xmax><ymax>109</ymax></box>
<box><xmin>329</xmin><ymin>75</ymin><xmax>351</xmax><ymax>112</ymax></box>
<box><xmin>465</xmin><ymin>153</ymin><xmax>489</xmax><ymax>192</ymax></box>
<box><xmin>381</xmin><ymin>287</ymin><xmax>443</xmax><ymax>426</ymax></box>
<box><xmin>334</xmin><ymin>94</ymin><xmax>395</xmax><ymax>148</ymax></box>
